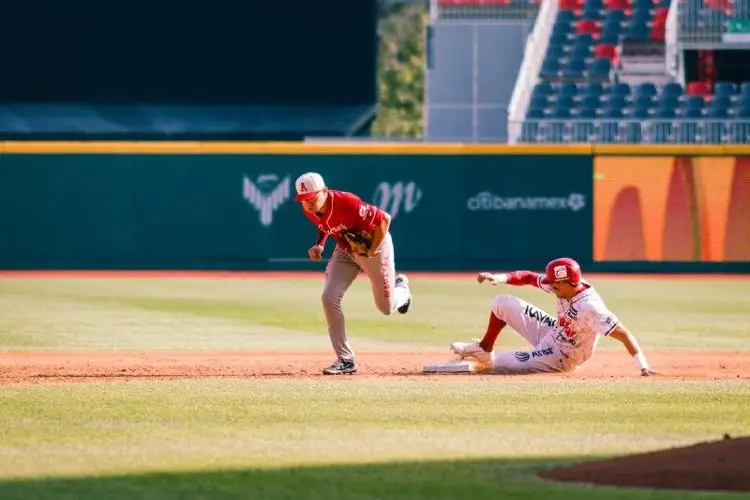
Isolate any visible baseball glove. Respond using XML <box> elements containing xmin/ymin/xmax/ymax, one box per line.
<box><xmin>343</xmin><ymin>230</ymin><xmax>373</xmax><ymax>256</ymax></box>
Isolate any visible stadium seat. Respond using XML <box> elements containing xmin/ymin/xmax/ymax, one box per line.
<box><xmin>604</xmin><ymin>94</ymin><xmax>628</xmax><ymax>109</ymax></box>
<box><xmin>594</xmin><ymin>44</ymin><xmax>617</xmax><ymax>60</ymax></box>
<box><xmin>556</xmin><ymin>10</ymin><xmax>577</xmax><ymax>23</ymax></box>
<box><xmin>563</xmin><ymin>58</ymin><xmax>587</xmax><ymax>79</ymax></box>
<box><xmin>588</xmin><ymin>58</ymin><xmax>612</xmax><ymax>81</ymax></box>
<box><xmin>685</xmin><ymin>95</ymin><xmax>705</xmax><ymax>109</ymax></box>
<box><xmin>713</xmin><ymin>81</ymin><xmax>737</xmax><ymax>98</ymax></box>
<box><xmin>610</xmin><ymin>82</ymin><xmax>632</xmax><ymax>97</ymax></box>
<box><xmin>634</xmin><ymin>95</ymin><xmax>656</xmax><ymax>109</ymax></box>
<box><xmin>583</xmin><ymin>82</ymin><xmax>605</xmax><ymax>97</ymax></box>
<box><xmin>681</xmin><ymin>107</ymin><xmax>704</xmax><ymax>118</ymax></box>
<box><xmin>604</xmin><ymin>9</ymin><xmax>626</xmax><ymax>23</ymax></box>
<box><xmin>709</xmin><ymin>96</ymin><xmax>732</xmax><ymax>110</ymax></box>
<box><xmin>576</xmin><ymin>19</ymin><xmax>600</xmax><ymax>36</ymax></box>
<box><xmin>687</xmin><ymin>81</ymin><xmax>711</xmax><ymax>96</ymax></box>
<box><xmin>558</xmin><ymin>83</ymin><xmax>580</xmax><ymax>97</ymax></box>
<box><xmin>553</xmin><ymin>95</ymin><xmax>576</xmax><ymax>109</ymax></box>
<box><xmin>635</xmin><ymin>82</ymin><xmax>658</xmax><ymax>97</ymax></box>
<box><xmin>626</xmin><ymin>21</ymin><xmax>651</xmax><ymax>41</ymax></box>
<box><xmin>631</xmin><ymin>107</ymin><xmax>652</xmax><ymax>118</ymax></box>
<box><xmin>580</xmin><ymin>94</ymin><xmax>602</xmax><ymax>109</ymax></box>
<box><xmin>532</xmin><ymin>82</ymin><xmax>554</xmax><ymax>97</ymax></box>
<box><xmin>605</xmin><ymin>0</ymin><xmax>630</xmax><ymax>9</ymax></box>
<box><xmin>540</xmin><ymin>59</ymin><xmax>561</xmax><ymax>80</ymax></box>
<box><xmin>578</xmin><ymin>106</ymin><xmax>598</xmax><ymax>118</ymax></box>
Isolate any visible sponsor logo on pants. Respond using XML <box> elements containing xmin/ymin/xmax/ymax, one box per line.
<box><xmin>514</xmin><ymin>347</ymin><xmax>554</xmax><ymax>363</ymax></box>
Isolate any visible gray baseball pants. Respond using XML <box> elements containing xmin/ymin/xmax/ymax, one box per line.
<box><xmin>321</xmin><ymin>232</ymin><xmax>409</xmax><ymax>361</ymax></box>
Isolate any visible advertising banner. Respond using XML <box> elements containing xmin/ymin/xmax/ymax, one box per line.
<box><xmin>594</xmin><ymin>156</ymin><xmax>750</xmax><ymax>262</ymax></box>
<box><xmin>0</xmin><ymin>153</ymin><xmax>593</xmax><ymax>270</ymax></box>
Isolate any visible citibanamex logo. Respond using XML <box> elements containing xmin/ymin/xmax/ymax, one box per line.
<box><xmin>372</xmin><ymin>181</ymin><xmax>422</xmax><ymax>219</ymax></box>
<box><xmin>243</xmin><ymin>174</ymin><xmax>291</xmax><ymax>226</ymax></box>
<box><xmin>467</xmin><ymin>192</ymin><xmax>586</xmax><ymax>212</ymax></box>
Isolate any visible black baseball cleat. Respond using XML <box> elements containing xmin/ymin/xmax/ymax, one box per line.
<box><xmin>322</xmin><ymin>358</ymin><xmax>358</xmax><ymax>375</ymax></box>
<box><xmin>395</xmin><ymin>274</ymin><xmax>412</xmax><ymax>314</ymax></box>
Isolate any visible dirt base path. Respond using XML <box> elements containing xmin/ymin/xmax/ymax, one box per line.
<box><xmin>1</xmin><ymin>349</ymin><xmax>748</xmax><ymax>386</ymax></box>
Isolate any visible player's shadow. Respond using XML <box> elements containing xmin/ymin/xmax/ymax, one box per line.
<box><xmin>0</xmin><ymin>455</ymin><xmax>662</xmax><ymax>500</ymax></box>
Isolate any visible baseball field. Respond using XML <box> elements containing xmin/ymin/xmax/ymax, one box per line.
<box><xmin>0</xmin><ymin>271</ymin><xmax>748</xmax><ymax>499</ymax></box>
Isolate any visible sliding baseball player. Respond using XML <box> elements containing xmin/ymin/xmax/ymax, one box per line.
<box><xmin>447</xmin><ymin>257</ymin><xmax>654</xmax><ymax>376</ymax></box>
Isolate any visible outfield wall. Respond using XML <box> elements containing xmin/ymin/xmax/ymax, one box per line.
<box><xmin>0</xmin><ymin>142</ymin><xmax>748</xmax><ymax>273</ymax></box>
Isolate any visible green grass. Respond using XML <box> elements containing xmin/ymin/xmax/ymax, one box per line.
<box><xmin>0</xmin><ymin>274</ymin><xmax>749</xmax><ymax>498</ymax></box>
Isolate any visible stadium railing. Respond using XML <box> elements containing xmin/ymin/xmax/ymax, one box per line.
<box><xmin>510</xmin><ymin>119</ymin><xmax>750</xmax><ymax>144</ymax></box>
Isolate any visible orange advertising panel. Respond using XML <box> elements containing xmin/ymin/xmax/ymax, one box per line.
<box><xmin>594</xmin><ymin>156</ymin><xmax>750</xmax><ymax>262</ymax></box>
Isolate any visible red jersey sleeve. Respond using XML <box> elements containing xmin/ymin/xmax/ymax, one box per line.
<box><xmin>505</xmin><ymin>271</ymin><xmax>544</xmax><ymax>288</ymax></box>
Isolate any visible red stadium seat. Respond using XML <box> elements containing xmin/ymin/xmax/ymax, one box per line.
<box><xmin>576</xmin><ymin>19</ymin><xmax>600</xmax><ymax>36</ymax></box>
<box><xmin>595</xmin><ymin>44</ymin><xmax>617</xmax><ymax>60</ymax></box>
<box><xmin>687</xmin><ymin>81</ymin><xmax>711</xmax><ymax>97</ymax></box>
<box><xmin>606</xmin><ymin>0</ymin><xmax>631</xmax><ymax>10</ymax></box>
<box><xmin>560</xmin><ymin>0</ymin><xmax>584</xmax><ymax>10</ymax></box>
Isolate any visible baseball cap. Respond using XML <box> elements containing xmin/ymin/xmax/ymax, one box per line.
<box><xmin>294</xmin><ymin>172</ymin><xmax>326</xmax><ymax>202</ymax></box>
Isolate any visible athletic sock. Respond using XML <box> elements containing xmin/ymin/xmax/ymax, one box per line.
<box><xmin>479</xmin><ymin>312</ymin><xmax>506</xmax><ymax>352</ymax></box>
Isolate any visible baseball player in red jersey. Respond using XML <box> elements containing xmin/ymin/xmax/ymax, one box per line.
<box><xmin>449</xmin><ymin>257</ymin><xmax>655</xmax><ymax>376</ymax></box>
<box><xmin>294</xmin><ymin>172</ymin><xmax>413</xmax><ymax>375</ymax></box>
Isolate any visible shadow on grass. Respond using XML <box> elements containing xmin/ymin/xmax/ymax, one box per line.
<box><xmin>0</xmin><ymin>456</ymin><xmax>741</xmax><ymax>500</ymax></box>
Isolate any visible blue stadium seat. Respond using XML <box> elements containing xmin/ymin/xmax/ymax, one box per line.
<box><xmin>633</xmin><ymin>95</ymin><xmax>656</xmax><ymax>109</ymax></box>
<box><xmin>600</xmin><ymin>33</ymin><xmax>620</xmax><ymax>45</ymax></box>
<box><xmin>582</xmin><ymin>7</ymin><xmax>603</xmax><ymax>20</ymax></box>
<box><xmin>603</xmin><ymin>107</ymin><xmax>625</xmax><ymax>118</ymax></box>
<box><xmin>530</xmin><ymin>95</ymin><xmax>551</xmax><ymax>111</ymax></box>
<box><xmin>635</xmin><ymin>82</ymin><xmax>658</xmax><ymax>97</ymax></box>
<box><xmin>713</xmin><ymin>81</ymin><xmax>737</xmax><ymax>98</ymax></box>
<box><xmin>706</xmin><ymin>107</ymin><xmax>729</xmax><ymax>118</ymax></box>
<box><xmin>631</xmin><ymin>6</ymin><xmax>653</xmax><ymax>21</ymax></box>
<box><xmin>740</xmin><ymin>82</ymin><xmax>750</xmax><ymax>97</ymax></box>
<box><xmin>526</xmin><ymin>107</ymin><xmax>546</xmax><ymax>119</ymax></box>
<box><xmin>604</xmin><ymin>94</ymin><xmax>627</xmax><ymax>109</ymax></box>
<box><xmin>552</xmin><ymin>95</ymin><xmax>576</xmax><ymax>109</ymax></box>
<box><xmin>681</xmin><ymin>107</ymin><xmax>703</xmax><ymax>118</ymax></box>
<box><xmin>559</xmin><ymin>83</ymin><xmax>579</xmax><ymax>97</ymax></box>
<box><xmin>583</xmin><ymin>82</ymin><xmax>605</xmax><ymax>97</ymax></box>
<box><xmin>656</xmin><ymin>107</ymin><xmax>677</xmax><ymax>118</ymax></box>
<box><xmin>589</xmin><ymin>58</ymin><xmax>612</xmax><ymax>81</ymax></box>
<box><xmin>631</xmin><ymin>107</ymin><xmax>651</xmax><ymax>119</ymax></box>
<box><xmin>580</xmin><ymin>95</ymin><xmax>602</xmax><ymax>109</ymax></box>
<box><xmin>547</xmin><ymin>45</ymin><xmax>565</xmax><ymax>60</ymax></box>
<box><xmin>610</xmin><ymin>82</ymin><xmax>631</xmax><ymax>97</ymax></box>
<box><xmin>569</xmin><ymin>44</ymin><xmax>593</xmax><ymax>61</ymax></box>
<box><xmin>556</xmin><ymin>10</ymin><xmax>576</xmax><ymax>23</ymax></box>
<box><xmin>685</xmin><ymin>96</ymin><xmax>705</xmax><ymax>109</ymax></box>
<box><xmin>657</xmin><ymin>96</ymin><xmax>680</xmax><ymax>110</ymax></box>
<box><xmin>532</xmin><ymin>82</ymin><xmax>553</xmax><ymax>97</ymax></box>
<box><xmin>585</xmin><ymin>0</ymin><xmax>605</xmax><ymax>9</ymax></box>
<box><xmin>552</xmin><ymin>22</ymin><xmax>574</xmax><ymax>37</ymax></box>
<box><xmin>601</xmin><ymin>20</ymin><xmax>623</xmax><ymax>35</ymax></box>
<box><xmin>736</xmin><ymin>95</ymin><xmax>750</xmax><ymax>109</ymax></box>
<box><xmin>709</xmin><ymin>96</ymin><xmax>732</xmax><ymax>110</ymax></box>
<box><xmin>573</xmin><ymin>33</ymin><xmax>595</xmax><ymax>48</ymax></box>
<box><xmin>662</xmin><ymin>82</ymin><xmax>684</xmax><ymax>97</ymax></box>
<box><xmin>605</xmin><ymin>9</ymin><xmax>626</xmax><ymax>23</ymax></box>
<box><xmin>540</xmin><ymin>59</ymin><xmax>560</xmax><ymax>80</ymax></box>
<box><xmin>550</xmin><ymin>33</ymin><xmax>569</xmax><ymax>47</ymax></box>
<box><xmin>736</xmin><ymin>105</ymin><xmax>750</xmax><ymax>118</ymax></box>
<box><xmin>626</xmin><ymin>21</ymin><xmax>650</xmax><ymax>41</ymax></box>
<box><xmin>551</xmin><ymin>106</ymin><xmax>573</xmax><ymax>118</ymax></box>
<box><xmin>563</xmin><ymin>58</ymin><xmax>587</xmax><ymax>79</ymax></box>
<box><xmin>578</xmin><ymin>106</ymin><xmax>598</xmax><ymax>118</ymax></box>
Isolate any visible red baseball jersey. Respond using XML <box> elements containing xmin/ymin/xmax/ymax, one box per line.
<box><xmin>302</xmin><ymin>190</ymin><xmax>386</xmax><ymax>252</ymax></box>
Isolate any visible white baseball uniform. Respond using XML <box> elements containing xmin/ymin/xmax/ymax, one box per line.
<box><xmin>489</xmin><ymin>276</ymin><xmax>620</xmax><ymax>374</ymax></box>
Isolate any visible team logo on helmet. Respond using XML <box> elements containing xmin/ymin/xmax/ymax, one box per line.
<box><xmin>554</xmin><ymin>265</ymin><xmax>568</xmax><ymax>280</ymax></box>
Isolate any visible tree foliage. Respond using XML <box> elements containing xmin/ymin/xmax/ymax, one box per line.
<box><xmin>371</xmin><ymin>2</ymin><xmax>427</xmax><ymax>139</ymax></box>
